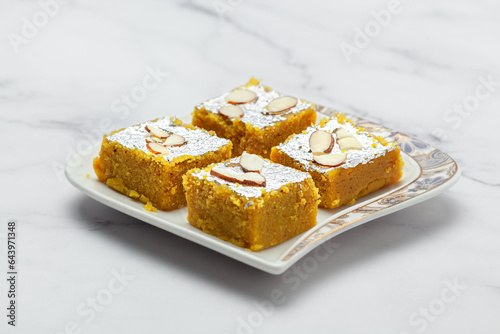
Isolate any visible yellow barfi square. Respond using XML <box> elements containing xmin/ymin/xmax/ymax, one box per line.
<box><xmin>192</xmin><ymin>78</ymin><xmax>316</xmax><ymax>158</ymax></box>
<box><xmin>271</xmin><ymin>113</ymin><xmax>404</xmax><ymax>209</ymax></box>
<box><xmin>183</xmin><ymin>156</ymin><xmax>319</xmax><ymax>251</ymax></box>
<box><xmin>93</xmin><ymin>117</ymin><xmax>232</xmax><ymax>211</ymax></box>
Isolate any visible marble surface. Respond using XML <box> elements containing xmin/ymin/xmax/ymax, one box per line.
<box><xmin>1</xmin><ymin>0</ymin><xmax>499</xmax><ymax>333</ymax></box>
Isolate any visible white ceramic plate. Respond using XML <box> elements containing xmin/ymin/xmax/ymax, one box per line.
<box><xmin>65</xmin><ymin>107</ymin><xmax>460</xmax><ymax>274</ymax></box>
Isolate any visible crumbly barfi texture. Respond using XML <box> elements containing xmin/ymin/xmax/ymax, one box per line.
<box><xmin>93</xmin><ymin>118</ymin><xmax>232</xmax><ymax>211</ymax></box>
<box><xmin>192</xmin><ymin>78</ymin><xmax>316</xmax><ymax>158</ymax></box>
<box><xmin>183</xmin><ymin>158</ymin><xmax>319</xmax><ymax>251</ymax></box>
<box><xmin>271</xmin><ymin>113</ymin><xmax>404</xmax><ymax>209</ymax></box>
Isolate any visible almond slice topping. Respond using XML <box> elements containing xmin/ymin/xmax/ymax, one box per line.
<box><xmin>309</xmin><ymin>130</ymin><xmax>335</xmax><ymax>154</ymax></box>
<box><xmin>239</xmin><ymin>151</ymin><xmax>264</xmax><ymax>173</ymax></box>
<box><xmin>224</xmin><ymin>162</ymin><xmax>241</xmax><ymax>168</ymax></box>
<box><xmin>211</xmin><ymin>167</ymin><xmax>266</xmax><ymax>187</ymax></box>
<box><xmin>237</xmin><ymin>172</ymin><xmax>266</xmax><ymax>187</ymax></box>
<box><xmin>338</xmin><ymin>137</ymin><xmax>363</xmax><ymax>150</ymax></box>
<box><xmin>163</xmin><ymin>134</ymin><xmax>186</xmax><ymax>147</ymax></box>
<box><xmin>146</xmin><ymin>142</ymin><xmax>169</xmax><ymax>155</ymax></box>
<box><xmin>225</xmin><ymin>89</ymin><xmax>257</xmax><ymax>105</ymax></box>
<box><xmin>145</xmin><ymin>136</ymin><xmax>165</xmax><ymax>144</ymax></box>
<box><xmin>335</xmin><ymin>128</ymin><xmax>354</xmax><ymax>139</ymax></box>
<box><xmin>265</xmin><ymin>96</ymin><xmax>298</xmax><ymax>115</ymax></box>
<box><xmin>313</xmin><ymin>152</ymin><xmax>347</xmax><ymax>167</ymax></box>
<box><xmin>219</xmin><ymin>105</ymin><xmax>244</xmax><ymax>119</ymax></box>
<box><xmin>145</xmin><ymin>125</ymin><xmax>170</xmax><ymax>139</ymax></box>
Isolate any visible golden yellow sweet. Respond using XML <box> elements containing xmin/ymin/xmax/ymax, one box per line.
<box><xmin>183</xmin><ymin>157</ymin><xmax>319</xmax><ymax>251</ymax></box>
<box><xmin>271</xmin><ymin>113</ymin><xmax>404</xmax><ymax>209</ymax></box>
<box><xmin>93</xmin><ymin>117</ymin><xmax>232</xmax><ymax>211</ymax></box>
<box><xmin>192</xmin><ymin>78</ymin><xmax>316</xmax><ymax>158</ymax></box>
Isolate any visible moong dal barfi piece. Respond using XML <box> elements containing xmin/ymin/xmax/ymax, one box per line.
<box><xmin>192</xmin><ymin>78</ymin><xmax>316</xmax><ymax>158</ymax></box>
<box><xmin>93</xmin><ymin>117</ymin><xmax>232</xmax><ymax>211</ymax></box>
<box><xmin>182</xmin><ymin>153</ymin><xmax>319</xmax><ymax>251</ymax></box>
<box><xmin>270</xmin><ymin>113</ymin><xmax>404</xmax><ymax>209</ymax></box>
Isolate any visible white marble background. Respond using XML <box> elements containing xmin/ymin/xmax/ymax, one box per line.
<box><xmin>1</xmin><ymin>0</ymin><xmax>499</xmax><ymax>333</ymax></box>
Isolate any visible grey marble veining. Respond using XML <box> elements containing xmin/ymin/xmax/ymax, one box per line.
<box><xmin>1</xmin><ymin>0</ymin><xmax>500</xmax><ymax>333</ymax></box>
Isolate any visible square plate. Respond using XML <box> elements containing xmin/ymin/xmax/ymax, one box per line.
<box><xmin>65</xmin><ymin>106</ymin><xmax>460</xmax><ymax>274</ymax></box>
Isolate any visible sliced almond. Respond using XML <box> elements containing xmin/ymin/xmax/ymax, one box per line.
<box><xmin>211</xmin><ymin>167</ymin><xmax>266</xmax><ymax>187</ymax></box>
<box><xmin>239</xmin><ymin>151</ymin><xmax>264</xmax><ymax>173</ymax></box>
<box><xmin>219</xmin><ymin>105</ymin><xmax>244</xmax><ymax>119</ymax></box>
<box><xmin>239</xmin><ymin>172</ymin><xmax>266</xmax><ymax>187</ymax></box>
<box><xmin>313</xmin><ymin>152</ymin><xmax>347</xmax><ymax>167</ymax></box>
<box><xmin>225</xmin><ymin>89</ymin><xmax>257</xmax><ymax>105</ymax></box>
<box><xmin>309</xmin><ymin>130</ymin><xmax>334</xmax><ymax>154</ymax></box>
<box><xmin>265</xmin><ymin>96</ymin><xmax>298</xmax><ymax>115</ymax></box>
<box><xmin>225</xmin><ymin>162</ymin><xmax>241</xmax><ymax>168</ymax></box>
<box><xmin>338</xmin><ymin>137</ymin><xmax>363</xmax><ymax>150</ymax></box>
<box><xmin>146</xmin><ymin>142</ymin><xmax>169</xmax><ymax>155</ymax></box>
<box><xmin>335</xmin><ymin>128</ymin><xmax>354</xmax><ymax>139</ymax></box>
<box><xmin>163</xmin><ymin>134</ymin><xmax>186</xmax><ymax>147</ymax></box>
<box><xmin>145</xmin><ymin>136</ymin><xmax>164</xmax><ymax>144</ymax></box>
<box><xmin>145</xmin><ymin>125</ymin><xmax>169</xmax><ymax>139</ymax></box>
